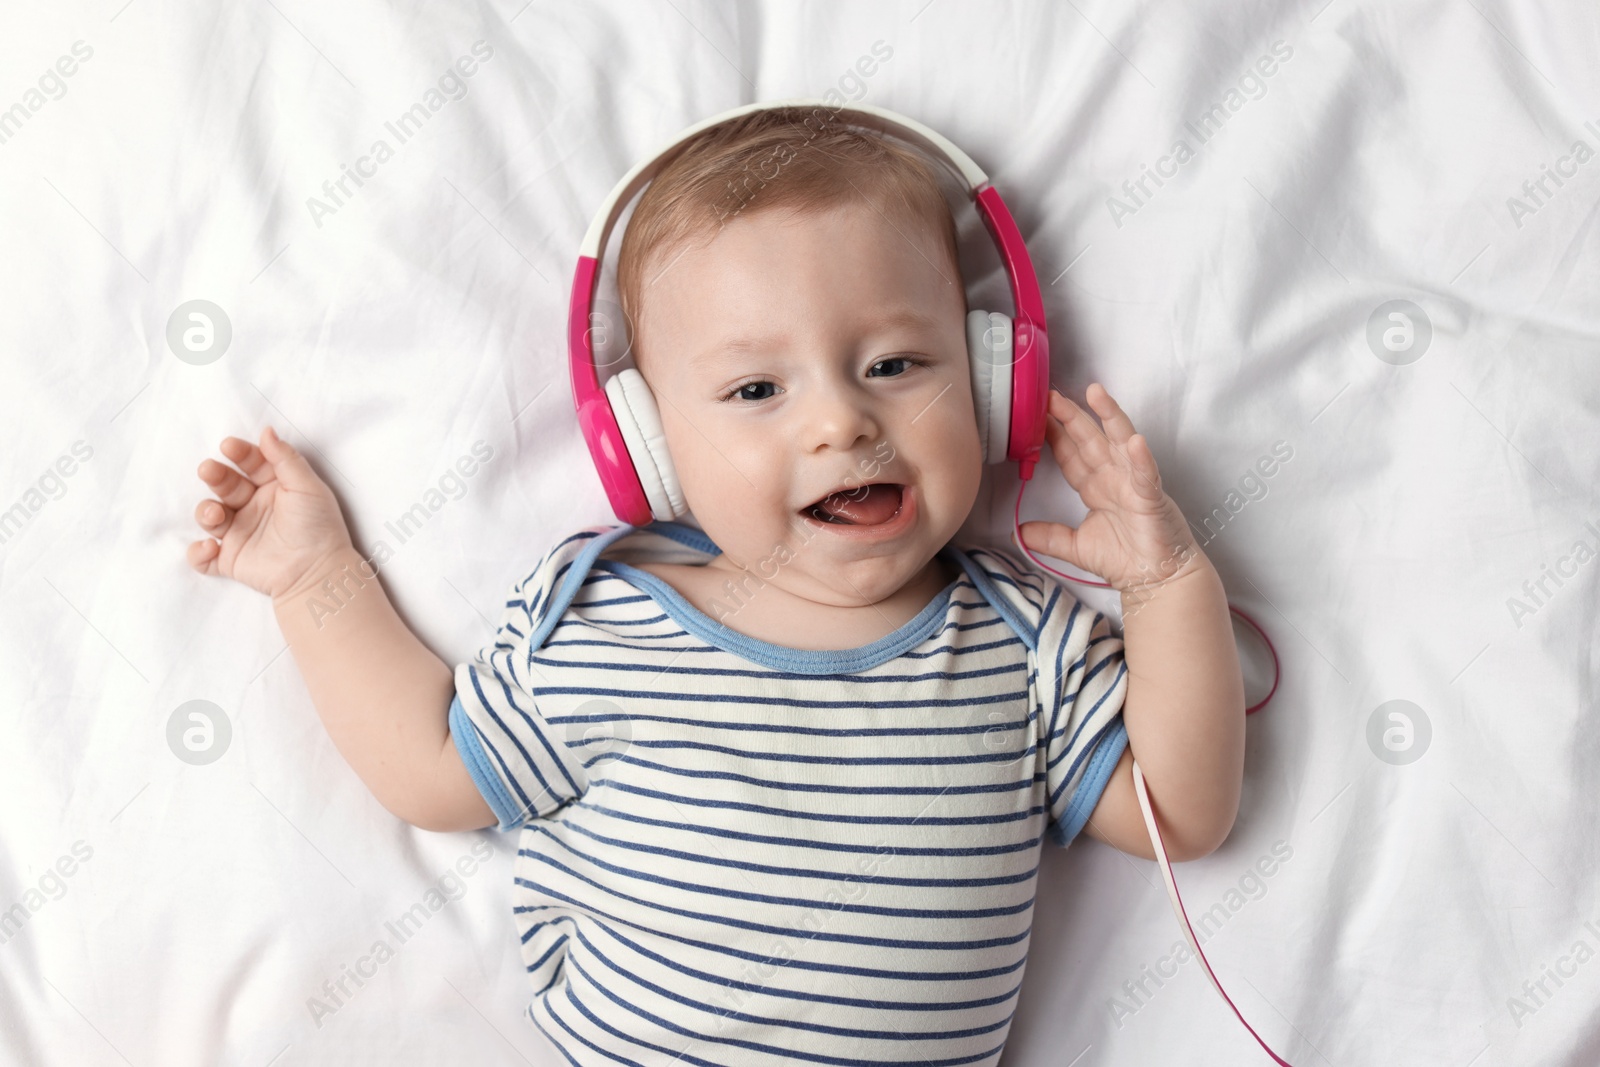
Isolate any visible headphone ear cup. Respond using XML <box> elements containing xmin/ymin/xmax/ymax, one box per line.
<box><xmin>604</xmin><ymin>369</ymin><xmax>686</xmax><ymax>522</ymax></box>
<box><xmin>967</xmin><ymin>310</ymin><xmax>1014</xmax><ymax>465</ymax></box>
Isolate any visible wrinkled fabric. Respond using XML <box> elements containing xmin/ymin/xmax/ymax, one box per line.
<box><xmin>1</xmin><ymin>2</ymin><xmax>1596</xmax><ymax>1065</ymax></box>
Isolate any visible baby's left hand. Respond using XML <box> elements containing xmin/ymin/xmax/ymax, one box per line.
<box><xmin>1018</xmin><ymin>384</ymin><xmax>1204</xmax><ymax>595</ymax></box>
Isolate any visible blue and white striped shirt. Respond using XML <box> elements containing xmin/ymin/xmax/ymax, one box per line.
<box><xmin>449</xmin><ymin>521</ymin><xmax>1129</xmax><ymax>1066</ymax></box>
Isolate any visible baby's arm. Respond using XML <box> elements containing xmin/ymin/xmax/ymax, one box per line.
<box><xmin>1089</xmin><ymin>555</ymin><xmax>1243</xmax><ymax>862</ymax></box>
<box><xmin>1020</xmin><ymin>385</ymin><xmax>1245</xmax><ymax>863</ymax></box>
<box><xmin>187</xmin><ymin>428</ymin><xmax>495</xmax><ymax>832</ymax></box>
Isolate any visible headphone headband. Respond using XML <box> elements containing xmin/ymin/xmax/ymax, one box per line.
<box><xmin>568</xmin><ymin>98</ymin><xmax>1049</xmax><ymax>525</ymax></box>
<box><xmin>577</xmin><ymin>100</ymin><xmax>991</xmax><ymax>260</ymax></box>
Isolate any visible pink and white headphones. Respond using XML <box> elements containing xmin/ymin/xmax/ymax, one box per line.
<box><xmin>567</xmin><ymin>99</ymin><xmax>1293</xmax><ymax>1065</ymax></box>
<box><xmin>567</xmin><ymin>98</ymin><xmax>1051</xmax><ymax>526</ymax></box>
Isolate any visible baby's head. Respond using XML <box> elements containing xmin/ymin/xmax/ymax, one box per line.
<box><xmin>617</xmin><ymin>105</ymin><xmax>985</xmax><ymax>608</ymax></box>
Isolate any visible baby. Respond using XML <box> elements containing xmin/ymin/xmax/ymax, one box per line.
<box><xmin>188</xmin><ymin>106</ymin><xmax>1244</xmax><ymax>1064</ymax></box>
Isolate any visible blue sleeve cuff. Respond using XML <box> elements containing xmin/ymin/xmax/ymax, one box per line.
<box><xmin>1053</xmin><ymin>716</ymin><xmax>1129</xmax><ymax>846</ymax></box>
<box><xmin>449</xmin><ymin>693</ymin><xmax>525</xmax><ymax>832</ymax></box>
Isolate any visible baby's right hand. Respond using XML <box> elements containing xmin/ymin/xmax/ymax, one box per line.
<box><xmin>187</xmin><ymin>427</ymin><xmax>356</xmax><ymax>602</ymax></box>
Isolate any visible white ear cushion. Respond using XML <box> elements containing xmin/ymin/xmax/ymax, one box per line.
<box><xmin>605</xmin><ymin>369</ymin><xmax>686</xmax><ymax>521</ymax></box>
<box><xmin>967</xmin><ymin>310</ymin><xmax>1013</xmax><ymax>465</ymax></box>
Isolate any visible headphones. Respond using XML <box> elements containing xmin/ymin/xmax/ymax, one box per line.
<box><xmin>567</xmin><ymin>98</ymin><xmax>1051</xmax><ymax>527</ymax></box>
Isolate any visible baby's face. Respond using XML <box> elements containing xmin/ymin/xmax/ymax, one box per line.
<box><xmin>635</xmin><ymin>198</ymin><xmax>983</xmax><ymax>608</ymax></box>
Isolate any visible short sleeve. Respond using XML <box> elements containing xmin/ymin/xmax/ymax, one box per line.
<box><xmin>449</xmin><ymin>533</ymin><xmax>601</xmax><ymax>831</ymax></box>
<box><xmin>1038</xmin><ymin>587</ymin><xmax>1130</xmax><ymax>848</ymax></box>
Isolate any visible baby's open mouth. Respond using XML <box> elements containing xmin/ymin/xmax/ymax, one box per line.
<box><xmin>801</xmin><ymin>483</ymin><xmax>905</xmax><ymax>526</ymax></box>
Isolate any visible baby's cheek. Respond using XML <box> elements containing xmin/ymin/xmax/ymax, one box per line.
<box><xmin>930</xmin><ymin>407</ymin><xmax>984</xmax><ymax>473</ymax></box>
<box><xmin>910</xmin><ymin>425</ymin><xmax>982</xmax><ymax>520</ymax></box>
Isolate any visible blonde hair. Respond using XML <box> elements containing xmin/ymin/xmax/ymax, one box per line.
<box><xmin>616</xmin><ymin>105</ymin><xmax>963</xmax><ymax>366</ymax></box>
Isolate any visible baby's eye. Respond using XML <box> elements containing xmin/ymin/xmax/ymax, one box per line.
<box><xmin>868</xmin><ymin>356</ymin><xmax>922</xmax><ymax>377</ymax></box>
<box><xmin>724</xmin><ymin>380</ymin><xmax>777</xmax><ymax>402</ymax></box>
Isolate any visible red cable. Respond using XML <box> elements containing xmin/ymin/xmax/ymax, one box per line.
<box><xmin>1009</xmin><ymin>466</ymin><xmax>1295</xmax><ymax>1064</ymax></box>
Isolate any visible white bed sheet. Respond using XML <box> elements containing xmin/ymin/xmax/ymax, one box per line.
<box><xmin>2</xmin><ymin>1</ymin><xmax>1598</xmax><ymax>1064</ymax></box>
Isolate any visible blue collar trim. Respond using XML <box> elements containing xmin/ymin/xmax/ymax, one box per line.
<box><xmin>534</xmin><ymin>520</ymin><xmax>1031</xmax><ymax>672</ymax></box>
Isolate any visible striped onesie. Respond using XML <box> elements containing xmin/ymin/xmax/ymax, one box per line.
<box><xmin>449</xmin><ymin>520</ymin><xmax>1129</xmax><ymax>1066</ymax></box>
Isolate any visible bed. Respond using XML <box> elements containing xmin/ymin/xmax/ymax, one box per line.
<box><xmin>2</xmin><ymin>1</ymin><xmax>1596</xmax><ymax>1063</ymax></box>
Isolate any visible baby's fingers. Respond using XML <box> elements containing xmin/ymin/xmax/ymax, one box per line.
<box><xmin>1125</xmin><ymin>434</ymin><xmax>1164</xmax><ymax>501</ymax></box>
<box><xmin>217</xmin><ymin>435</ymin><xmax>276</xmax><ymax>487</ymax></box>
<box><xmin>198</xmin><ymin>456</ymin><xmax>258</xmax><ymax>509</ymax></box>
<box><xmin>1049</xmin><ymin>388</ymin><xmax>1163</xmax><ymax>504</ymax></box>
<box><xmin>1043</xmin><ymin>417</ymin><xmax>1094</xmax><ymax>492</ymax></box>
<box><xmin>1016</xmin><ymin>519</ymin><xmax>1082</xmax><ymax>569</ymax></box>
<box><xmin>186</xmin><ymin>537</ymin><xmax>221</xmax><ymax>575</ymax></box>
<box><xmin>1085</xmin><ymin>383</ymin><xmax>1139</xmax><ymax>448</ymax></box>
<box><xmin>256</xmin><ymin>427</ymin><xmax>325</xmax><ymax>494</ymax></box>
<box><xmin>195</xmin><ymin>498</ymin><xmax>233</xmax><ymax>538</ymax></box>
<box><xmin>1048</xmin><ymin>390</ymin><xmax>1112</xmax><ymax>467</ymax></box>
